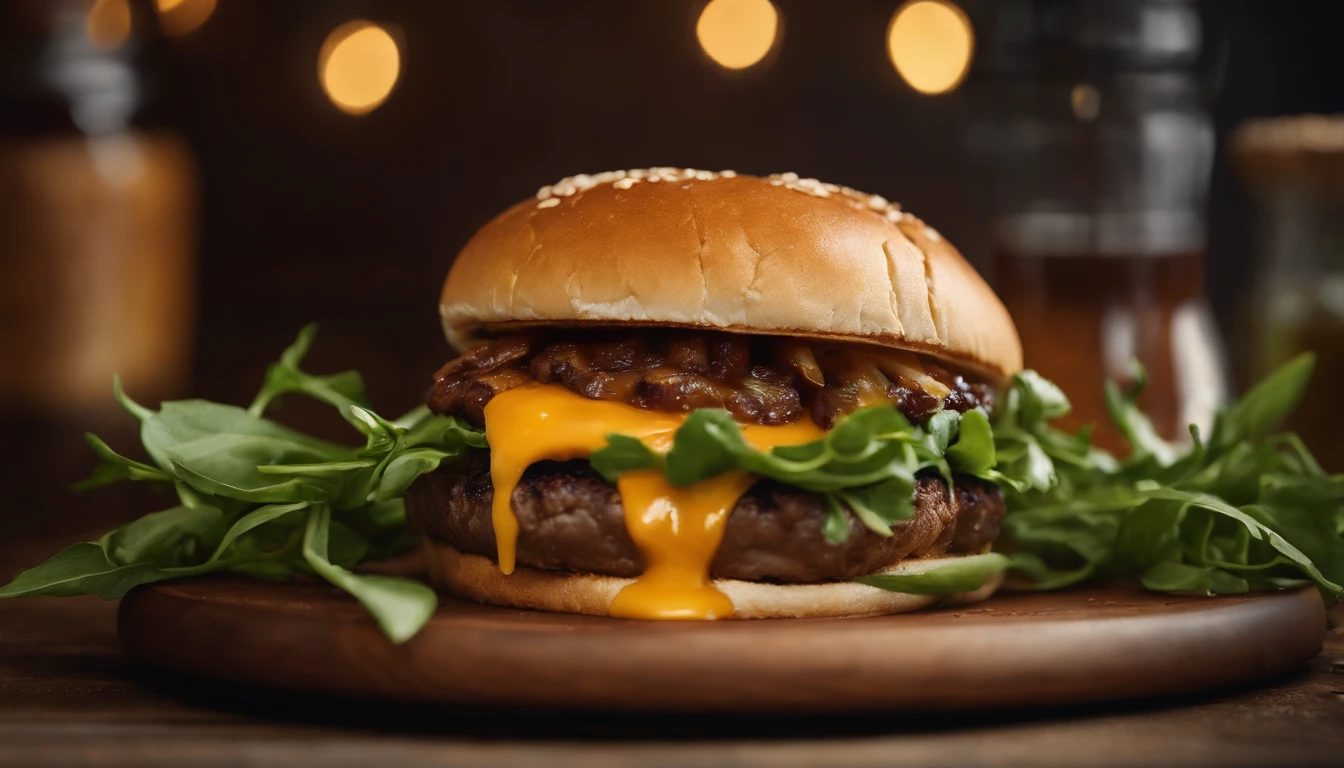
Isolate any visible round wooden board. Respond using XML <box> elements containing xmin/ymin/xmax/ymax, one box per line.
<box><xmin>118</xmin><ymin>577</ymin><xmax>1325</xmax><ymax>713</ymax></box>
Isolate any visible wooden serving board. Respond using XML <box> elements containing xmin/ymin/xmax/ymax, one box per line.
<box><xmin>117</xmin><ymin>577</ymin><xmax>1325</xmax><ymax>713</ymax></box>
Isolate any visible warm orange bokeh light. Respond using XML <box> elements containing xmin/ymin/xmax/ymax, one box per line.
<box><xmin>154</xmin><ymin>0</ymin><xmax>217</xmax><ymax>37</ymax></box>
<box><xmin>87</xmin><ymin>0</ymin><xmax>132</xmax><ymax>51</ymax></box>
<box><xmin>696</xmin><ymin>0</ymin><xmax>779</xmax><ymax>71</ymax></box>
<box><xmin>318</xmin><ymin>21</ymin><xmax>402</xmax><ymax>116</ymax></box>
<box><xmin>887</xmin><ymin>0</ymin><xmax>974</xmax><ymax>95</ymax></box>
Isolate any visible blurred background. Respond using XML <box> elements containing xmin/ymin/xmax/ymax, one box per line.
<box><xmin>3</xmin><ymin>0</ymin><xmax>1343</xmax><ymax>553</ymax></box>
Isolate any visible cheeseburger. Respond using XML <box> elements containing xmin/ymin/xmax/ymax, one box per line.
<box><xmin>406</xmin><ymin>168</ymin><xmax>1022</xmax><ymax>620</ymax></box>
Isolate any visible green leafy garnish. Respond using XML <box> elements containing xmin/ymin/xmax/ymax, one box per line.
<box><xmin>4</xmin><ymin>319</ymin><xmax>1339</xmax><ymax>639</ymax></box>
<box><xmin>854</xmin><ymin>553</ymin><xmax>1009</xmax><ymax>594</ymax></box>
<box><xmin>998</xmin><ymin>353</ymin><xmax>1342</xmax><ymax>599</ymax></box>
<box><xmin>0</xmin><ymin>325</ymin><xmax>484</xmax><ymax>643</ymax></box>
<box><xmin>592</xmin><ymin>400</ymin><xmax>1003</xmax><ymax>536</ymax></box>
<box><xmin>591</xmin><ymin>353</ymin><xmax>1343</xmax><ymax>602</ymax></box>
<box><xmin>300</xmin><ymin>505</ymin><xmax>438</xmax><ymax>644</ymax></box>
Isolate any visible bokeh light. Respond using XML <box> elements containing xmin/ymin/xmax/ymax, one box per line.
<box><xmin>696</xmin><ymin>0</ymin><xmax>779</xmax><ymax>71</ymax></box>
<box><xmin>154</xmin><ymin>0</ymin><xmax>217</xmax><ymax>38</ymax></box>
<box><xmin>86</xmin><ymin>0</ymin><xmax>132</xmax><ymax>51</ymax></box>
<box><xmin>886</xmin><ymin>0</ymin><xmax>974</xmax><ymax>95</ymax></box>
<box><xmin>318</xmin><ymin>21</ymin><xmax>402</xmax><ymax>116</ymax></box>
<box><xmin>1071</xmin><ymin>83</ymin><xmax>1102</xmax><ymax>121</ymax></box>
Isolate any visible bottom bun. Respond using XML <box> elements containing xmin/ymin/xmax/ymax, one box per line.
<box><xmin>423</xmin><ymin>540</ymin><xmax>1003</xmax><ymax>619</ymax></box>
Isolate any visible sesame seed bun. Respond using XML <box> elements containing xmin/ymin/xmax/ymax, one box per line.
<box><xmin>423</xmin><ymin>540</ymin><xmax>1003</xmax><ymax>620</ymax></box>
<box><xmin>441</xmin><ymin>169</ymin><xmax>1022</xmax><ymax>382</ymax></box>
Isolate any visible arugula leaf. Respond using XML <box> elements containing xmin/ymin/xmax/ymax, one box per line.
<box><xmin>73</xmin><ymin>433</ymin><xmax>172</xmax><ymax>490</ymax></box>
<box><xmin>113</xmin><ymin>375</ymin><xmax>155</xmax><ymax>422</ymax></box>
<box><xmin>1010</xmin><ymin>370</ymin><xmax>1070</xmax><ymax>426</ymax></box>
<box><xmin>0</xmin><ymin>543</ymin><xmax>177</xmax><ymax>599</ymax></box>
<box><xmin>836</xmin><ymin>475</ymin><xmax>917</xmax><ymax>535</ymax></box>
<box><xmin>301</xmin><ymin>506</ymin><xmax>437</xmax><ymax>644</ymax></box>
<box><xmin>1211</xmin><ymin>353</ymin><xmax>1314</xmax><ymax>451</ymax></box>
<box><xmin>993</xmin><ymin>353</ymin><xmax>1344</xmax><ymax>601</ymax></box>
<box><xmin>1104</xmin><ymin>365</ymin><xmax>1178</xmax><ymax>466</ymax></box>
<box><xmin>923</xmin><ymin>410</ymin><xmax>959</xmax><ymax>455</ymax></box>
<box><xmin>377</xmin><ymin>448</ymin><xmax>455</xmax><ymax>501</ymax></box>
<box><xmin>995</xmin><ymin>438</ymin><xmax>1055</xmax><ymax>493</ymax></box>
<box><xmin>141</xmin><ymin>401</ymin><xmax>354</xmax><ymax>496</ymax></box>
<box><xmin>0</xmin><ymin>325</ymin><xmax>484</xmax><ymax>643</ymax></box>
<box><xmin>664</xmin><ymin>410</ymin><xmax>750</xmax><ymax>487</ymax></box>
<box><xmin>854</xmin><ymin>553</ymin><xmax>1009</xmax><ymax>594</ymax></box>
<box><xmin>946</xmin><ymin>408</ymin><xmax>994</xmax><ymax>474</ymax></box>
<box><xmin>107</xmin><ymin>505</ymin><xmax>227</xmax><ymax>566</ymax></box>
<box><xmin>590</xmin><ymin>434</ymin><xmax>662</xmax><ymax>483</ymax></box>
<box><xmin>400</xmin><ymin>411</ymin><xmax>488</xmax><ymax>451</ymax></box>
<box><xmin>204</xmin><ymin>502</ymin><xmax>309</xmax><ymax>565</ymax></box>
<box><xmin>1140</xmin><ymin>562</ymin><xmax>1249</xmax><ymax>594</ymax></box>
<box><xmin>247</xmin><ymin>323</ymin><xmax>371</xmax><ymax>421</ymax></box>
<box><xmin>651</xmin><ymin>405</ymin><xmax>935</xmax><ymax>495</ymax></box>
<box><xmin>821</xmin><ymin>494</ymin><xmax>851</xmax><ymax>545</ymax></box>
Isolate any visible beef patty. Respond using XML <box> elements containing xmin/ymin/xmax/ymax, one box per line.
<box><xmin>406</xmin><ymin>455</ymin><xmax>1005</xmax><ymax>583</ymax></box>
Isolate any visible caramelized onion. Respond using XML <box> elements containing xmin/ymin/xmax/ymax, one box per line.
<box><xmin>778</xmin><ymin>341</ymin><xmax>825</xmax><ymax>388</ymax></box>
<box><xmin>427</xmin><ymin>331</ymin><xmax>994</xmax><ymax>429</ymax></box>
<box><xmin>434</xmin><ymin>336</ymin><xmax>530</xmax><ymax>378</ymax></box>
<box><xmin>872</xmin><ymin>350</ymin><xmax>952</xmax><ymax>399</ymax></box>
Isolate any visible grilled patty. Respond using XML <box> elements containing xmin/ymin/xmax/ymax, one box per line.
<box><xmin>406</xmin><ymin>455</ymin><xmax>1005</xmax><ymax>583</ymax></box>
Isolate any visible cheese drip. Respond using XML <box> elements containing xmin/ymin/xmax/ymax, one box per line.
<box><xmin>481</xmin><ymin>384</ymin><xmax>824</xmax><ymax>619</ymax></box>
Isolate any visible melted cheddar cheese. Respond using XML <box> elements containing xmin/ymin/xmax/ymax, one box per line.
<box><xmin>481</xmin><ymin>384</ymin><xmax>824</xmax><ymax>619</ymax></box>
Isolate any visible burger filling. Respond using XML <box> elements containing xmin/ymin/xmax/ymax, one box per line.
<box><xmin>425</xmin><ymin>331</ymin><xmax>994</xmax><ymax>430</ymax></box>
<box><xmin>409</xmin><ymin>330</ymin><xmax>1005</xmax><ymax>619</ymax></box>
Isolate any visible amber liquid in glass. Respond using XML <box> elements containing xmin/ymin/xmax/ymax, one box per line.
<box><xmin>1261</xmin><ymin>301</ymin><xmax>1344</xmax><ymax>473</ymax></box>
<box><xmin>992</xmin><ymin>250</ymin><xmax>1214</xmax><ymax>455</ymax></box>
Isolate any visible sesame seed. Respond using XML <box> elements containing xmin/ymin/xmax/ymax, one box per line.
<box><xmin>529</xmin><ymin>169</ymin><xmax>916</xmax><ymax>232</ymax></box>
<box><xmin>924</xmin><ymin>226</ymin><xmax>942</xmax><ymax>242</ymax></box>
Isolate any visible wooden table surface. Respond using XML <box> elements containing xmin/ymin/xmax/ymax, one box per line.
<box><xmin>3</xmin><ymin>545</ymin><xmax>1344</xmax><ymax>767</ymax></box>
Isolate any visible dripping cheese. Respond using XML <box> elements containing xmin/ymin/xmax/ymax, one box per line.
<box><xmin>481</xmin><ymin>384</ymin><xmax>824</xmax><ymax>619</ymax></box>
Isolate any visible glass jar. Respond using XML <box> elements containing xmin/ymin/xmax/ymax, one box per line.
<box><xmin>966</xmin><ymin>0</ymin><xmax>1227</xmax><ymax>453</ymax></box>
<box><xmin>0</xmin><ymin>0</ymin><xmax>197</xmax><ymax>417</ymax></box>
<box><xmin>0</xmin><ymin>0</ymin><xmax>197</xmax><ymax>539</ymax></box>
<box><xmin>1232</xmin><ymin>115</ymin><xmax>1344</xmax><ymax>472</ymax></box>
